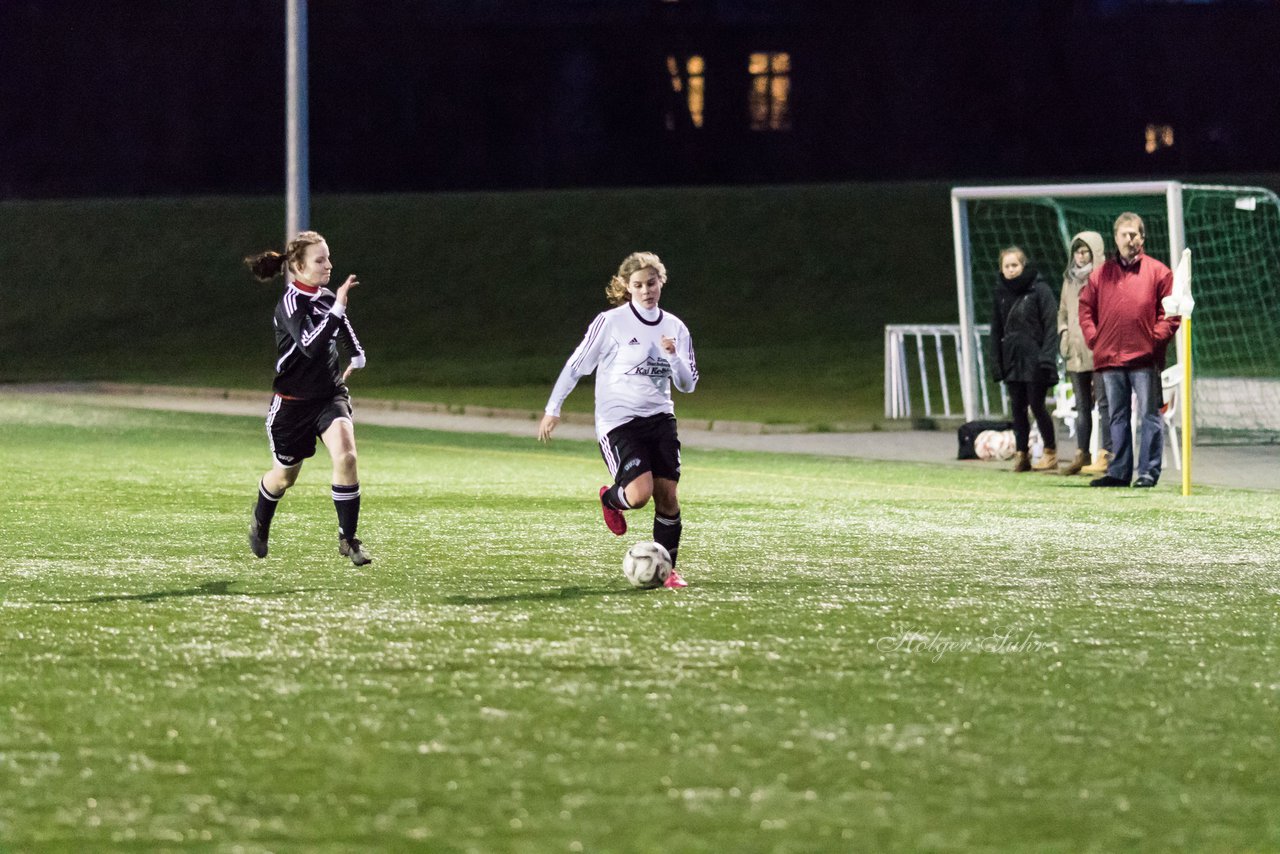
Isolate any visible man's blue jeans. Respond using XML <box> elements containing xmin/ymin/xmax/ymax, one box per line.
<box><xmin>1102</xmin><ymin>366</ymin><xmax>1163</xmax><ymax>483</ymax></box>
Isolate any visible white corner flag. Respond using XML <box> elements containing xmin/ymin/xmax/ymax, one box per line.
<box><xmin>1164</xmin><ymin>248</ymin><xmax>1194</xmax><ymax>318</ymax></box>
<box><xmin>1162</xmin><ymin>248</ymin><xmax>1194</xmax><ymax>496</ymax></box>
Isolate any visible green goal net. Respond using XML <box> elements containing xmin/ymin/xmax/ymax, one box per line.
<box><xmin>953</xmin><ymin>182</ymin><xmax>1280</xmax><ymax>444</ymax></box>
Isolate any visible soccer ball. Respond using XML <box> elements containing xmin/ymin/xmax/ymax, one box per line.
<box><xmin>974</xmin><ymin>429</ymin><xmax>1000</xmax><ymax>460</ymax></box>
<box><xmin>975</xmin><ymin>429</ymin><xmax>1016</xmax><ymax>461</ymax></box>
<box><xmin>622</xmin><ymin>541</ymin><xmax>673</xmax><ymax>589</ymax></box>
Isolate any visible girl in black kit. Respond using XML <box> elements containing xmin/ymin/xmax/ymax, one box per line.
<box><xmin>244</xmin><ymin>231</ymin><xmax>372</xmax><ymax>566</ymax></box>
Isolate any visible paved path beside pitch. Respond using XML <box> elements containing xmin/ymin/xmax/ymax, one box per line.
<box><xmin>4</xmin><ymin>383</ymin><xmax>1276</xmax><ymax>491</ymax></box>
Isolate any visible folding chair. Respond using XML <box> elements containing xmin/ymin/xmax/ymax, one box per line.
<box><xmin>1051</xmin><ymin>376</ymin><xmax>1077</xmax><ymax>439</ymax></box>
<box><xmin>1126</xmin><ymin>365</ymin><xmax>1182</xmax><ymax>471</ymax></box>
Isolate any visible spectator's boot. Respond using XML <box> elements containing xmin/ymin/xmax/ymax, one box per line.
<box><xmin>1032</xmin><ymin>448</ymin><xmax>1059</xmax><ymax>472</ymax></box>
<box><xmin>1080</xmin><ymin>449</ymin><xmax>1111</xmax><ymax>474</ymax></box>
<box><xmin>1012</xmin><ymin>451</ymin><xmax>1031</xmax><ymax>473</ymax></box>
<box><xmin>1062</xmin><ymin>450</ymin><xmax>1090</xmax><ymax>476</ymax></box>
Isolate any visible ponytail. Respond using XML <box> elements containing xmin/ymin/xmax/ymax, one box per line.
<box><xmin>244</xmin><ymin>250</ymin><xmax>288</xmax><ymax>281</ymax></box>
<box><xmin>243</xmin><ymin>230</ymin><xmax>327</xmax><ymax>283</ymax></box>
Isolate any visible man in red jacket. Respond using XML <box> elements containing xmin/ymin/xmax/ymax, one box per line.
<box><xmin>1078</xmin><ymin>212</ymin><xmax>1180</xmax><ymax>488</ymax></box>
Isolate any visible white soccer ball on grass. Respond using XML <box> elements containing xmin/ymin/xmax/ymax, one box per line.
<box><xmin>622</xmin><ymin>541</ymin><xmax>673</xmax><ymax>589</ymax></box>
<box><xmin>975</xmin><ymin>429</ymin><xmax>1016</xmax><ymax>461</ymax></box>
<box><xmin>974</xmin><ymin>429</ymin><xmax>999</xmax><ymax>460</ymax></box>
<box><xmin>992</xmin><ymin>429</ymin><xmax>1016</xmax><ymax>460</ymax></box>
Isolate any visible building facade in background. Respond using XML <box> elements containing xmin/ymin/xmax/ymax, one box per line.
<box><xmin>2</xmin><ymin>0</ymin><xmax>1277</xmax><ymax>196</ymax></box>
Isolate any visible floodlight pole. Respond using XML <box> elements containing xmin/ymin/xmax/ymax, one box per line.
<box><xmin>286</xmin><ymin>0</ymin><xmax>310</xmax><ymax>244</ymax></box>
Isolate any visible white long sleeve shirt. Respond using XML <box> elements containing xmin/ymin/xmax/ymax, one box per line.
<box><xmin>545</xmin><ymin>302</ymin><xmax>698</xmax><ymax>438</ymax></box>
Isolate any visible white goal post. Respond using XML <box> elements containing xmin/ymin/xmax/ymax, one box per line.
<box><xmin>953</xmin><ymin>181</ymin><xmax>1185</xmax><ymax>423</ymax></box>
<box><xmin>951</xmin><ymin>180</ymin><xmax>1280</xmax><ymax>444</ymax></box>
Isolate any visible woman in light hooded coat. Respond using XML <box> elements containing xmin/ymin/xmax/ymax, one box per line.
<box><xmin>1057</xmin><ymin>230</ymin><xmax>1110</xmax><ymax>475</ymax></box>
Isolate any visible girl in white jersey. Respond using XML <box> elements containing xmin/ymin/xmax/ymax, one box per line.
<box><xmin>538</xmin><ymin>252</ymin><xmax>699</xmax><ymax>588</ymax></box>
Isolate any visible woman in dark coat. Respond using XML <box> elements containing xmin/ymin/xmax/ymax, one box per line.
<box><xmin>991</xmin><ymin>246</ymin><xmax>1060</xmax><ymax>472</ymax></box>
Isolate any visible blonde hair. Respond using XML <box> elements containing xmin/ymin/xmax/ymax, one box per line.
<box><xmin>244</xmin><ymin>230</ymin><xmax>327</xmax><ymax>281</ymax></box>
<box><xmin>605</xmin><ymin>251</ymin><xmax>668</xmax><ymax>306</ymax></box>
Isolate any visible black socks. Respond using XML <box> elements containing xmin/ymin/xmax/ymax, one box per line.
<box><xmin>654</xmin><ymin>512</ymin><xmax>682</xmax><ymax>566</ymax></box>
<box><xmin>602</xmin><ymin>484</ymin><xmax>631</xmax><ymax>511</ymax></box>
<box><xmin>254</xmin><ymin>479</ymin><xmax>283</xmax><ymax>534</ymax></box>
<box><xmin>332</xmin><ymin>482</ymin><xmax>361</xmax><ymax>539</ymax></box>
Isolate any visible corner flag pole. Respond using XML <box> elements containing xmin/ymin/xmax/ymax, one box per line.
<box><xmin>1171</xmin><ymin>248</ymin><xmax>1194</xmax><ymax>497</ymax></box>
<box><xmin>1181</xmin><ymin>312</ymin><xmax>1193</xmax><ymax>496</ymax></box>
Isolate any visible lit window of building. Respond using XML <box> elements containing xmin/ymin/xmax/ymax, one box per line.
<box><xmin>665</xmin><ymin>54</ymin><xmax>705</xmax><ymax>129</ymax></box>
<box><xmin>686</xmin><ymin>56</ymin><xmax>705</xmax><ymax>128</ymax></box>
<box><xmin>749</xmin><ymin>52</ymin><xmax>791</xmax><ymax>131</ymax></box>
<box><xmin>1145</xmin><ymin>123</ymin><xmax>1175</xmax><ymax>154</ymax></box>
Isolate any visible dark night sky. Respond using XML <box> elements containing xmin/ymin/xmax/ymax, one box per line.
<box><xmin>3</xmin><ymin>0</ymin><xmax>1278</xmax><ymax>198</ymax></box>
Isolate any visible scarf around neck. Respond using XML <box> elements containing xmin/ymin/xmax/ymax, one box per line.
<box><xmin>1001</xmin><ymin>266</ymin><xmax>1038</xmax><ymax>295</ymax></box>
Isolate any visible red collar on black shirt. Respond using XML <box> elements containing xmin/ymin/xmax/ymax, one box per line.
<box><xmin>291</xmin><ymin>280</ymin><xmax>319</xmax><ymax>295</ymax></box>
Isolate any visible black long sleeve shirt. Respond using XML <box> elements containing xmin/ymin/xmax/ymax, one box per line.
<box><xmin>271</xmin><ymin>282</ymin><xmax>365</xmax><ymax>398</ymax></box>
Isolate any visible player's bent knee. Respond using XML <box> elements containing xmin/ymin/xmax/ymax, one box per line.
<box><xmin>626</xmin><ymin>491</ymin><xmax>652</xmax><ymax>509</ymax></box>
<box><xmin>333</xmin><ymin>449</ymin><xmax>358</xmax><ymax>474</ymax></box>
<box><xmin>266</xmin><ymin>467</ymin><xmax>300</xmax><ymax>494</ymax></box>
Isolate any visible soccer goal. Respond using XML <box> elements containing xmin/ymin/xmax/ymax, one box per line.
<box><xmin>952</xmin><ymin>181</ymin><xmax>1280</xmax><ymax>444</ymax></box>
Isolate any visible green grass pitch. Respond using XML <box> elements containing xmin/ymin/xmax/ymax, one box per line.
<box><xmin>4</xmin><ymin>396</ymin><xmax>1280</xmax><ymax>851</ymax></box>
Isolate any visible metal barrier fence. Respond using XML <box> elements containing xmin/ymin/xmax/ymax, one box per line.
<box><xmin>885</xmin><ymin>324</ymin><xmax>1006</xmax><ymax>419</ymax></box>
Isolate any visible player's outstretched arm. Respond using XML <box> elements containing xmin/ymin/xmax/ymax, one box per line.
<box><xmin>541</xmin><ymin>313</ymin><xmax>607</xmax><ymax>443</ymax></box>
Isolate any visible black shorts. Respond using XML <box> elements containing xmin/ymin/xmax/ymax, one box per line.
<box><xmin>265</xmin><ymin>390</ymin><xmax>353</xmax><ymax>467</ymax></box>
<box><xmin>600</xmin><ymin>413</ymin><xmax>681</xmax><ymax>488</ymax></box>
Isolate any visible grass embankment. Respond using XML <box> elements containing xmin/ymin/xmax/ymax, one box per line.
<box><xmin>0</xmin><ymin>184</ymin><xmax>960</xmax><ymax>426</ymax></box>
